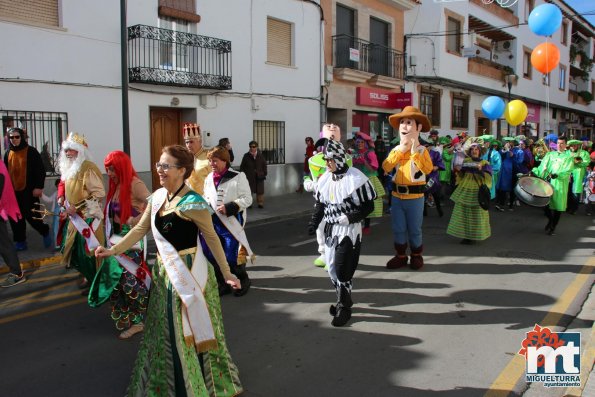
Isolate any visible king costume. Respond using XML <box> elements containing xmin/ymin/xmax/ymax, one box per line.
<box><xmin>308</xmin><ymin>139</ymin><xmax>376</xmax><ymax>327</ymax></box>
<box><xmin>58</xmin><ymin>133</ymin><xmax>106</xmax><ymax>284</ymax></box>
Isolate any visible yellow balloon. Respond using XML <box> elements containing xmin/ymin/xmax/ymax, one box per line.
<box><xmin>504</xmin><ymin>100</ymin><xmax>528</xmax><ymax>126</ymax></box>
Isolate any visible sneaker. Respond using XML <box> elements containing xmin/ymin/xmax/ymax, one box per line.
<box><xmin>0</xmin><ymin>272</ymin><xmax>26</xmax><ymax>288</ymax></box>
<box><xmin>515</xmin><ymin>200</ymin><xmax>521</xmax><ymax>207</ymax></box>
<box><xmin>14</xmin><ymin>241</ymin><xmax>27</xmax><ymax>251</ymax></box>
<box><xmin>43</xmin><ymin>233</ymin><xmax>53</xmax><ymax>248</ymax></box>
<box><xmin>313</xmin><ymin>255</ymin><xmax>326</xmax><ymax>268</ymax></box>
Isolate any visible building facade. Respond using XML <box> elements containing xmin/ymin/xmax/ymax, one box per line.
<box><xmin>403</xmin><ymin>0</ymin><xmax>595</xmax><ymax>140</ymax></box>
<box><xmin>0</xmin><ymin>0</ymin><xmax>323</xmax><ymax>195</ymax></box>
<box><xmin>322</xmin><ymin>0</ymin><xmax>418</xmax><ymax>143</ymax></box>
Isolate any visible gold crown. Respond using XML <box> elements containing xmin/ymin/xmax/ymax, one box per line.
<box><xmin>67</xmin><ymin>132</ymin><xmax>88</xmax><ymax>147</ymax></box>
<box><xmin>183</xmin><ymin>123</ymin><xmax>201</xmax><ymax>139</ymax></box>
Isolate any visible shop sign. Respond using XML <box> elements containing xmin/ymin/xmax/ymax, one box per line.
<box><xmin>525</xmin><ymin>103</ymin><xmax>541</xmax><ymax>123</ymax></box>
<box><xmin>356</xmin><ymin>87</ymin><xmax>412</xmax><ymax>109</ymax></box>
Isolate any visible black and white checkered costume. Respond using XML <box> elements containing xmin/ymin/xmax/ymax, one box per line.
<box><xmin>308</xmin><ymin>140</ymin><xmax>376</xmax><ymax>326</ymax></box>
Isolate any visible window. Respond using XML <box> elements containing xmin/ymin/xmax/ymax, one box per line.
<box><xmin>559</xmin><ymin>65</ymin><xmax>566</xmax><ymax>90</ymax></box>
<box><xmin>524</xmin><ymin>0</ymin><xmax>534</xmax><ymax>22</ymax></box>
<box><xmin>419</xmin><ymin>87</ymin><xmax>440</xmax><ymax>127</ymax></box>
<box><xmin>1</xmin><ymin>110</ymin><xmax>68</xmax><ymax>175</ymax></box>
<box><xmin>0</xmin><ymin>0</ymin><xmax>59</xmax><ymax>27</ymax></box>
<box><xmin>370</xmin><ymin>17</ymin><xmax>390</xmax><ymax>76</ymax></box>
<box><xmin>543</xmin><ymin>72</ymin><xmax>550</xmax><ymax>86</ymax></box>
<box><xmin>446</xmin><ymin>17</ymin><xmax>461</xmax><ymax>54</ymax></box>
<box><xmin>561</xmin><ymin>21</ymin><xmax>568</xmax><ymax>46</ymax></box>
<box><xmin>158</xmin><ymin>17</ymin><xmax>193</xmax><ymax>71</ymax></box>
<box><xmin>451</xmin><ymin>94</ymin><xmax>469</xmax><ymax>129</ymax></box>
<box><xmin>335</xmin><ymin>4</ymin><xmax>356</xmax><ymax>69</ymax></box>
<box><xmin>523</xmin><ymin>49</ymin><xmax>532</xmax><ymax>79</ymax></box>
<box><xmin>267</xmin><ymin>18</ymin><xmax>293</xmax><ymax>66</ymax></box>
<box><xmin>158</xmin><ymin>0</ymin><xmax>200</xmax><ymax>22</ymax></box>
<box><xmin>253</xmin><ymin>121</ymin><xmax>285</xmax><ymax>164</ymax></box>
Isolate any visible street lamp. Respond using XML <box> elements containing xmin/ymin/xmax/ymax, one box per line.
<box><xmin>504</xmin><ymin>73</ymin><xmax>517</xmax><ymax>137</ymax></box>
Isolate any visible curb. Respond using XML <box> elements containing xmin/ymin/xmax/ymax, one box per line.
<box><xmin>0</xmin><ymin>254</ymin><xmax>63</xmax><ymax>275</ymax></box>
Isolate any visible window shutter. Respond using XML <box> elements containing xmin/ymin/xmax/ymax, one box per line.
<box><xmin>158</xmin><ymin>0</ymin><xmax>200</xmax><ymax>23</ymax></box>
<box><xmin>0</xmin><ymin>0</ymin><xmax>59</xmax><ymax>27</ymax></box>
<box><xmin>267</xmin><ymin>18</ymin><xmax>291</xmax><ymax>65</ymax></box>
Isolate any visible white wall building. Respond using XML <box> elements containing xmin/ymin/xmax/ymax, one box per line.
<box><xmin>404</xmin><ymin>0</ymin><xmax>594</xmax><ymax>139</ymax></box>
<box><xmin>0</xmin><ymin>0</ymin><xmax>323</xmax><ymax>194</ymax></box>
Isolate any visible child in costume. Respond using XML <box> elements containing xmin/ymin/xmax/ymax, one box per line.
<box><xmin>308</xmin><ymin>139</ymin><xmax>375</xmax><ymax>327</ymax></box>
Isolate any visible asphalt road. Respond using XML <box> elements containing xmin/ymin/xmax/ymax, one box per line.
<box><xmin>1</xmin><ymin>202</ymin><xmax>593</xmax><ymax>397</ymax></box>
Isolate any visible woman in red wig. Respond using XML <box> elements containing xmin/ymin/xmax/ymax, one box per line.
<box><xmin>89</xmin><ymin>150</ymin><xmax>151</xmax><ymax>339</ymax></box>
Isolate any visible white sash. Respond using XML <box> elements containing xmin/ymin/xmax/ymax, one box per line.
<box><xmin>150</xmin><ymin>189</ymin><xmax>216</xmax><ymax>352</ymax></box>
<box><xmin>104</xmin><ymin>202</ymin><xmax>151</xmax><ymax>290</ymax></box>
<box><xmin>66</xmin><ymin>200</ymin><xmax>101</xmax><ymax>252</ymax></box>
<box><xmin>204</xmin><ymin>181</ymin><xmax>255</xmax><ymax>262</ymax></box>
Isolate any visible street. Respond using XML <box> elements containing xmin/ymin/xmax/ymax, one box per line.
<box><xmin>0</xmin><ymin>201</ymin><xmax>593</xmax><ymax>397</ymax></box>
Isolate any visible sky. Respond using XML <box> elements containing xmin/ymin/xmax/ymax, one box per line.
<box><xmin>564</xmin><ymin>0</ymin><xmax>595</xmax><ymax>27</ymax></box>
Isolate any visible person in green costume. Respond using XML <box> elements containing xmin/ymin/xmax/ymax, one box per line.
<box><xmin>96</xmin><ymin>145</ymin><xmax>243</xmax><ymax>397</ymax></box>
<box><xmin>89</xmin><ymin>150</ymin><xmax>151</xmax><ymax>340</ymax></box>
<box><xmin>566</xmin><ymin>139</ymin><xmax>590</xmax><ymax>214</ymax></box>
<box><xmin>532</xmin><ymin>136</ymin><xmax>579</xmax><ymax>235</ymax></box>
<box><xmin>438</xmin><ymin>136</ymin><xmax>453</xmax><ymax>196</ymax></box>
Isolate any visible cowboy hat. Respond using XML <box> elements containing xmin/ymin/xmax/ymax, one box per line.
<box><xmin>388</xmin><ymin>106</ymin><xmax>431</xmax><ymax>132</ymax></box>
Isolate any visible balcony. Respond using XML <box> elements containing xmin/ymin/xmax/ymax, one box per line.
<box><xmin>127</xmin><ymin>24</ymin><xmax>231</xmax><ymax>90</ymax></box>
<box><xmin>332</xmin><ymin>35</ymin><xmax>404</xmax><ymax>84</ymax></box>
<box><xmin>468</xmin><ymin>56</ymin><xmax>510</xmax><ymax>81</ymax></box>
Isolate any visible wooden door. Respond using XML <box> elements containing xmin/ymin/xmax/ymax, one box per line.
<box><xmin>150</xmin><ymin>108</ymin><xmax>182</xmax><ymax>190</ymax></box>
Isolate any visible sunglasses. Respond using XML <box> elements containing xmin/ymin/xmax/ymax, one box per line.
<box><xmin>9</xmin><ymin>135</ymin><xmax>20</xmax><ymax>140</ymax></box>
<box><xmin>250</xmin><ymin>145</ymin><xmax>257</xmax><ymax>148</ymax></box>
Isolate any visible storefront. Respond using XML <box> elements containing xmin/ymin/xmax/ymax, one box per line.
<box><xmin>351</xmin><ymin>87</ymin><xmax>412</xmax><ymax>142</ymax></box>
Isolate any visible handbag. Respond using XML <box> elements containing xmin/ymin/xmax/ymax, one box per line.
<box><xmin>473</xmin><ymin>173</ymin><xmax>490</xmax><ymax>211</ymax></box>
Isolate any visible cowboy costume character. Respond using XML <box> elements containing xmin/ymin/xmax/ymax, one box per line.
<box><xmin>382</xmin><ymin>106</ymin><xmax>433</xmax><ymax>270</ymax></box>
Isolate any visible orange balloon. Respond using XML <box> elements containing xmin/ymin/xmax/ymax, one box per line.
<box><xmin>531</xmin><ymin>42</ymin><xmax>560</xmax><ymax>74</ymax></box>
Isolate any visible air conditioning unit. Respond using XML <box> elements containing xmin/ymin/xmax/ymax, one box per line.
<box><xmin>495</xmin><ymin>40</ymin><xmax>512</xmax><ymax>52</ymax></box>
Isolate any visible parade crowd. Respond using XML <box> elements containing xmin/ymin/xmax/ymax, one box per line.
<box><xmin>0</xmin><ymin>106</ymin><xmax>594</xmax><ymax>396</ymax></box>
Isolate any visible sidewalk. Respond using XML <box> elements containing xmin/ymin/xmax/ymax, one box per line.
<box><xmin>0</xmin><ymin>191</ymin><xmax>316</xmax><ymax>273</ymax></box>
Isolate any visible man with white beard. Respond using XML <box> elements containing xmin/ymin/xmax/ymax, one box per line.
<box><xmin>57</xmin><ymin>132</ymin><xmax>105</xmax><ymax>293</ymax></box>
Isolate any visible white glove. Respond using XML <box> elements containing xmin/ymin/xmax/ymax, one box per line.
<box><xmin>337</xmin><ymin>214</ymin><xmax>349</xmax><ymax>225</ymax></box>
<box><xmin>84</xmin><ymin>199</ymin><xmax>104</xmax><ymax>220</ymax></box>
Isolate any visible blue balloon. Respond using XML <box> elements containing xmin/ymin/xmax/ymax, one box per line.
<box><xmin>528</xmin><ymin>3</ymin><xmax>563</xmax><ymax>36</ymax></box>
<box><xmin>481</xmin><ymin>96</ymin><xmax>505</xmax><ymax>120</ymax></box>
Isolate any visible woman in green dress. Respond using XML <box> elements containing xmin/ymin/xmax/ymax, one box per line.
<box><xmin>446</xmin><ymin>138</ymin><xmax>492</xmax><ymax>244</ymax></box>
<box><xmin>96</xmin><ymin>145</ymin><xmax>243</xmax><ymax>397</ymax></box>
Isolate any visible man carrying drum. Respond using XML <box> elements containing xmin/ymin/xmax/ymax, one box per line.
<box><xmin>532</xmin><ymin>136</ymin><xmax>579</xmax><ymax>235</ymax></box>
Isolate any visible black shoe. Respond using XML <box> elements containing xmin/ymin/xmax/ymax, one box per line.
<box><xmin>437</xmin><ymin>207</ymin><xmax>444</xmax><ymax>217</ymax></box>
<box><xmin>547</xmin><ymin>228</ymin><xmax>556</xmax><ymax>236</ymax></box>
<box><xmin>232</xmin><ymin>266</ymin><xmax>251</xmax><ymax>297</ymax></box>
<box><xmin>258</xmin><ymin>204</ymin><xmax>263</xmax><ymax>209</ymax></box>
<box><xmin>460</xmin><ymin>239</ymin><xmax>473</xmax><ymax>245</ymax></box>
<box><xmin>218</xmin><ymin>283</ymin><xmax>232</xmax><ymax>296</ymax></box>
<box><xmin>331</xmin><ymin>304</ymin><xmax>352</xmax><ymax>327</ymax></box>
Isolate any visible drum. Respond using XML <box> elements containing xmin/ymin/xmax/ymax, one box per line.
<box><xmin>514</xmin><ymin>176</ymin><xmax>554</xmax><ymax>207</ymax></box>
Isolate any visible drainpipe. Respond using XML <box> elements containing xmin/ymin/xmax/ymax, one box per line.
<box><xmin>121</xmin><ymin>0</ymin><xmax>130</xmax><ymax>155</ymax></box>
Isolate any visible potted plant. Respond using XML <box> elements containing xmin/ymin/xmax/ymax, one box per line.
<box><xmin>578</xmin><ymin>90</ymin><xmax>593</xmax><ymax>104</ymax></box>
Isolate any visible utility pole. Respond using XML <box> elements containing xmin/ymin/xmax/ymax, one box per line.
<box><xmin>120</xmin><ymin>0</ymin><xmax>130</xmax><ymax>155</ymax></box>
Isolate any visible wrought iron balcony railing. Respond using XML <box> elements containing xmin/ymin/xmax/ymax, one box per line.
<box><xmin>332</xmin><ymin>34</ymin><xmax>404</xmax><ymax>79</ymax></box>
<box><xmin>128</xmin><ymin>24</ymin><xmax>232</xmax><ymax>89</ymax></box>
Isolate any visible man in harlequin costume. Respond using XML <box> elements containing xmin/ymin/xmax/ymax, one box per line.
<box><xmin>304</xmin><ymin>123</ymin><xmax>342</xmax><ymax>268</ymax></box>
<box><xmin>382</xmin><ymin>106</ymin><xmax>433</xmax><ymax>270</ymax></box>
<box><xmin>57</xmin><ymin>132</ymin><xmax>106</xmax><ymax>290</ymax></box>
<box><xmin>308</xmin><ymin>139</ymin><xmax>376</xmax><ymax>327</ymax></box>
<box><xmin>183</xmin><ymin>123</ymin><xmax>210</xmax><ymax>195</ymax></box>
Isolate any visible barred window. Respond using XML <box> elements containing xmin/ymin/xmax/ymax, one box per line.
<box><xmin>446</xmin><ymin>17</ymin><xmax>461</xmax><ymax>54</ymax></box>
<box><xmin>1</xmin><ymin>110</ymin><xmax>68</xmax><ymax>175</ymax></box>
<box><xmin>253</xmin><ymin>120</ymin><xmax>285</xmax><ymax>164</ymax></box>
<box><xmin>451</xmin><ymin>94</ymin><xmax>469</xmax><ymax>129</ymax></box>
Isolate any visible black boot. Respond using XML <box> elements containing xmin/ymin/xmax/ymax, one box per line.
<box><xmin>233</xmin><ymin>265</ymin><xmax>251</xmax><ymax>297</ymax></box>
<box><xmin>331</xmin><ymin>285</ymin><xmax>352</xmax><ymax>327</ymax></box>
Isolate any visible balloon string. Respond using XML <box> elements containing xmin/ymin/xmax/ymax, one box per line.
<box><xmin>545</xmin><ymin>36</ymin><xmax>550</xmax><ymax>135</ymax></box>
